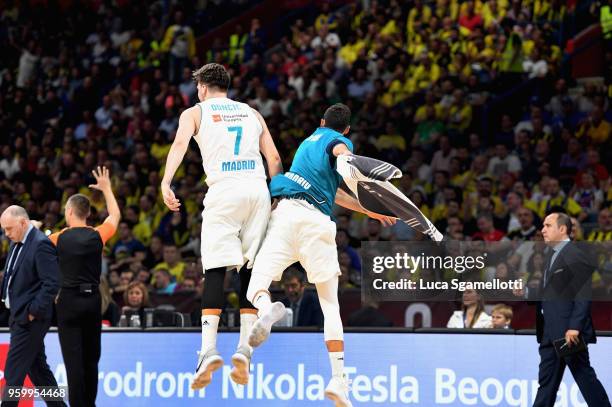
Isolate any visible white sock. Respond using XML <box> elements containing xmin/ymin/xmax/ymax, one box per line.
<box><xmin>201</xmin><ymin>314</ymin><xmax>220</xmax><ymax>354</ymax></box>
<box><xmin>238</xmin><ymin>312</ymin><xmax>257</xmax><ymax>352</ymax></box>
<box><xmin>253</xmin><ymin>292</ymin><xmax>273</xmax><ymax>315</ymax></box>
<box><xmin>329</xmin><ymin>351</ymin><xmax>345</xmax><ymax>378</ymax></box>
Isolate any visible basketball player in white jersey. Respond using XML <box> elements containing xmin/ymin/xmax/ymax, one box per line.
<box><xmin>161</xmin><ymin>63</ymin><xmax>282</xmax><ymax>389</ymax></box>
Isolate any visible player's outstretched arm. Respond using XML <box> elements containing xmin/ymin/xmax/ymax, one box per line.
<box><xmin>335</xmin><ymin>188</ymin><xmax>396</xmax><ymax>227</ymax></box>
<box><xmin>332</xmin><ymin>142</ymin><xmax>395</xmax><ymax>225</ymax></box>
<box><xmin>254</xmin><ymin>109</ymin><xmax>283</xmax><ymax>178</ymax></box>
<box><xmin>89</xmin><ymin>166</ymin><xmax>121</xmax><ymax>229</ymax></box>
<box><xmin>161</xmin><ymin>107</ymin><xmax>197</xmax><ymax>211</ymax></box>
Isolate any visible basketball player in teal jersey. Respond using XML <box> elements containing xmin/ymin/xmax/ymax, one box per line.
<box><xmin>246</xmin><ymin>103</ymin><xmax>395</xmax><ymax>406</ymax></box>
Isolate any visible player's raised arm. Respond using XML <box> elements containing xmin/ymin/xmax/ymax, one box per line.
<box><xmin>161</xmin><ymin>106</ymin><xmax>198</xmax><ymax>211</ymax></box>
<box><xmin>254</xmin><ymin>109</ymin><xmax>283</xmax><ymax>178</ymax></box>
<box><xmin>89</xmin><ymin>166</ymin><xmax>121</xmax><ymax>229</ymax></box>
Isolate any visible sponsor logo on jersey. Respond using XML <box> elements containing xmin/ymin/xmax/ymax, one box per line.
<box><xmin>221</xmin><ymin>160</ymin><xmax>257</xmax><ymax>172</ymax></box>
<box><xmin>212</xmin><ymin>114</ymin><xmax>222</xmax><ymax>122</ymax></box>
<box><xmin>221</xmin><ymin>113</ymin><xmax>249</xmax><ymax>123</ymax></box>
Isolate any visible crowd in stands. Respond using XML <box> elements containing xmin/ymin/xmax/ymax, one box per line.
<box><xmin>0</xmin><ymin>0</ymin><xmax>610</xmax><ymax>327</ymax></box>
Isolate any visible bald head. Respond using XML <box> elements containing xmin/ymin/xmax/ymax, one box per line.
<box><xmin>1</xmin><ymin>205</ymin><xmax>30</xmax><ymax>221</ymax></box>
<box><xmin>0</xmin><ymin>205</ymin><xmax>31</xmax><ymax>242</ymax></box>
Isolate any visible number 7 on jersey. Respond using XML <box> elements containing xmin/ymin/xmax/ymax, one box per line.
<box><xmin>228</xmin><ymin>126</ymin><xmax>243</xmax><ymax>155</ymax></box>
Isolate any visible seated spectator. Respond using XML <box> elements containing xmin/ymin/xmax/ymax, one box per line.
<box><xmin>506</xmin><ymin>207</ymin><xmax>538</xmax><ymax>241</ymax></box>
<box><xmin>154</xmin><ymin>244</ymin><xmax>186</xmax><ymax>283</ymax></box>
<box><xmin>487</xmin><ymin>143</ymin><xmax>522</xmax><ymax>180</ymax></box>
<box><xmin>310</xmin><ymin>23</ymin><xmax>341</xmax><ymax>49</ymax></box>
<box><xmin>347</xmin><ymin>300</ymin><xmax>393</xmax><ymax>327</ymax></box>
<box><xmin>412</xmin><ymin>106</ymin><xmax>444</xmax><ymax>154</ymax></box>
<box><xmin>136</xmin><ymin>267</ymin><xmax>152</xmax><ymax>286</ymax></box>
<box><xmin>444</xmin><ymin>215</ymin><xmax>466</xmax><ymax>240</ymax></box>
<box><xmin>154</xmin><ymin>268</ymin><xmax>177</xmax><ymax>295</ymax></box>
<box><xmin>560</xmin><ymin>137</ymin><xmax>587</xmax><ymax>174</ymax></box>
<box><xmin>570</xmin><ymin>216</ymin><xmax>584</xmax><ymax>241</ymax></box>
<box><xmin>526</xmin><ymin>251</ymin><xmax>546</xmax><ymax>289</ymax></box>
<box><xmin>178</xmin><ymin>276</ymin><xmax>198</xmax><ymax>292</ymax></box>
<box><xmin>336</xmin><ymin>229</ymin><xmax>361</xmax><ymax>272</ymax></box>
<box><xmin>112</xmin><ymin>221</ymin><xmax>146</xmax><ymax>260</ymax></box>
<box><xmin>430</xmin><ymin>135</ymin><xmax>457</xmax><ymax>174</ymax></box>
<box><xmin>144</xmin><ymin>235</ymin><xmax>164</xmax><ymax>269</ymax></box>
<box><xmin>446</xmin><ymin>89</ymin><xmax>473</xmax><ymax>133</ymax></box>
<box><xmin>107</xmin><ymin>269</ymin><xmax>120</xmax><ymax>291</ymax></box>
<box><xmin>572</xmin><ymin>172</ymin><xmax>604</xmax><ymax>221</ymax></box>
<box><xmin>522</xmin><ymin>48</ymin><xmax>548</xmax><ymax>79</ymax></box>
<box><xmin>249</xmin><ymin>87</ymin><xmax>276</xmax><ymax>118</ymax></box>
<box><xmin>338</xmin><ymin>251</ymin><xmax>360</xmax><ymax>287</ymax></box>
<box><xmin>576</xmin><ymin>106</ymin><xmax>611</xmax><ymax>145</ymax></box>
<box><xmin>0</xmin><ymin>145</ymin><xmax>19</xmax><ymax>179</ymax></box>
<box><xmin>552</xmin><ymin>97</ymin><xmax>586</xmax><ymax>133</ymax></box>
<box><xmin>447</xmin><ymin>289</ymin><xmax>492</xmax><ymax>328</ymax></box>
<box><xmin>538</xmin><ymin>177</ymin><xmax>583</xmax><ymax>219</ymax></box>
<box><xmin>94</xmin><ymin>95</ymin><xmax>114</xmax><ymax>130</ymax></box>
<box><xmin>575</xmin><ymin>152</ymin><xmax>609</xmax><ymax>194</ymax></box>
<box><xmin>494</xmin><ymin>262</ymin><xmax>512</xmax><ymax>282</ymax></box>
<box><xmin>489</xmin><ymin>304</ymin><xmax>513</xmax><ymax>329</ymax></box>
<box><xmin>280</xmin><ymin>268</ymin><xmax>323</xmax><ymax>327</ymax></box>
<box><xmin>503</xmin><ymin>192</ymin><xmax>528</xmax><ymax>233</ymax></box>
<box><xmin>156</xmin><ymin>209</ymin><xmax>190</xmax><ymax>247</ymax></box>
<box><xmin>100</xmin><ymin>276</ymin><xmax>120</xmax><ymax>326</ymax></box>
<box><xmin>472</xmin><ymin>213</ymin><xmax>505</xmax><ymax>241</ymax></box>
<box><xmin>339</xmin><ymin>263</ymin><xmax>356</xmax><ymax>290</ymax></box>
<box><xmin>458</xmin><ymin>0</ymin><xmax>483</xmax><ymax>32</ymax></box>
<box><xmin>121</xmin><ymin>281</ymin><xmax>151</xmax><ymax>322</ymax></box>
<box><xmin>347</xmin><ymin>68</ymin><xmax>374</xmax><ymax>100</ymax></box>
<box><xmin>586</xmin><ymin>208</ymin><xmax>612</xmax><ymax>241</ymax></box>
<box><xmin>494</xmin><ymin>114</ymin><xmax>516</xmax><ymax>147</ymax></box>
<box><xmin>363</xmin><ymin>218</ymin><xmax>389</xmax><ymax>242</ymax></box>
<box><xmin>113</xmin><ymin>269</ymin><xmax>135</xmax><ymax>295</ymax></box>
<box><xmin>594</xmin><ymin>263</ymin><xmax>612</xmax><ymax>299</ymax></box>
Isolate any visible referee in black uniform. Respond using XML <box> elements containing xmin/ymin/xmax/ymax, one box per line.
<box><xmin>49</xmin><ymin>167</ymin><xmax>120</xmax><ymax>407</ymax></box>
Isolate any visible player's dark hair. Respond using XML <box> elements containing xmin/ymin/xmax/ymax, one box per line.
<box><xmin>67</xmin><ymin>194</ymin><xmax>91</xmax><ymax>219</ymax></box>
<box><xmin>323</xmin><ymin>103</ymin><xmax>351</xmax><ymax>133</ymax></box>
<box><xmin>192</xmin><ymin>63</ymin><xmax>230</xmax><ymax>91</ymax></box>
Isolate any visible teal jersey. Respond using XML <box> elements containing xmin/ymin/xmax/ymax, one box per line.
<box><xmin>270</xmin><ymin>127</ymin><xmax>353</xmax><ymax>216</ymax></box>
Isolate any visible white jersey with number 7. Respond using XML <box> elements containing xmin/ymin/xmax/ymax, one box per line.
<box><xmin>194</xmin><ymin>97</ymin><xmax>266</xmax><ymax>186</ymax></box>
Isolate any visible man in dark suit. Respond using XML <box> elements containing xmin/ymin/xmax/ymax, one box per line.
<box><xmin>280</xmin><ymin>268</ymin><xmax>323</xmax><ymax>327</ymax></box>
<box><xmin>0</xmin><ymin>206</ymin><xmax>65</xmax><ymax>407</ymax></box>
<box><xmin>532</xmin><ymin>212</ymin><xmax>610</xmax><ymax>407</ymax></box>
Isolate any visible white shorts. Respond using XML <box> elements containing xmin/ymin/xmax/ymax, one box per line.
<box><xmin>252</xmin><ymin>198</ymin><xmax>340</xmax><ymax>284</ymax></box>
<box><xmin>201</xmin><ymin>179</ymin><xmax>271</xmax><ymax>271</ymax></box>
